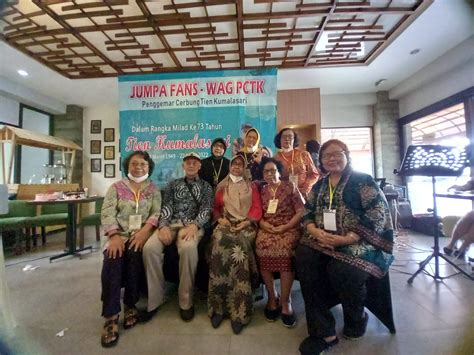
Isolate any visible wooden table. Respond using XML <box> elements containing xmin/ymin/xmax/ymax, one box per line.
<box><xmin>435</xmin><ymin>192</ymin><xmax>474</xmax><ymax>201</ymax></box>
<box><xmin>28</xmin><ymin>196</ymin><xmax>101</xmax><ymax>262</ymax></box>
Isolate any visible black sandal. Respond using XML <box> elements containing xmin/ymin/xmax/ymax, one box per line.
<box><xmin>101</xmin><ymin>316</ymin><xmax>119</xmax><ymax>348</ymax></box>
<box><xmin>123</xmin><ymin>308</ymin><xmax>138</xmax><ymax>330</ymax></box>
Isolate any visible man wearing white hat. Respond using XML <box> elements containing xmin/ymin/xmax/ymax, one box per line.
<box><xmin>142</xmin><ymin>152</ymin><xmax>213</xmax><ymax>322</ymax></box>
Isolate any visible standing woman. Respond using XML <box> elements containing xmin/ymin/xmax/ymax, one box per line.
<box><xmin>199</xmin><ymin>137</ymin><xmax>230</xmax><ymax>189</ymax></box>
<box><xmin>237</xmin><ymin>127</ymin><xmax>264</xmax><ymax>181</ymax></box>
<box><xmin>100</xmin><ymin>151</ymin><xmax>161</xmax><ymax>347</ymax></box>
<box><xmin>295</xmin><ymin>139</ymin><xmax>394</xmax><ymax>355</ymax></box>
<box><xmin>256</xmin><ymin>157</ymin><xmax>305</xmax><ymax>327</ymax></box>
<box><xmin>274</xmin><ymin>128</ymin><xmax>318</xmax><ymax>196</ymax></box>
<box><xmin>207</xmin><ymin>155</ymin><xmax>262</xmax><ymax>334</ymax></box>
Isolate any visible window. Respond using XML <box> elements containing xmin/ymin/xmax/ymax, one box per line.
<box><xmin>321</xmin><ymin>127</ymin><xmax>374</xmax><ymax>176</ymax></box>
<box><xmin>18</xmin><ymin>105</ymin><xmax>52</xmax><ymax>184</ymax></box>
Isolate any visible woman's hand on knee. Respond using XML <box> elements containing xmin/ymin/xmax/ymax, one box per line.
<box><xmin>107</xmin><ymin>235</ymin><xmax>125</xmax><ymax>259</ymax></box>
<box><xmin>128</xmin><ymin>230</ymin><xmax>149</xmax><ymax>252</ymax></box>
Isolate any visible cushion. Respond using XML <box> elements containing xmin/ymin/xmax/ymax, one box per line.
<box><xmin>80</xmin><ymin>213</ymin><xmax>101</xmax><ymax>226</ymax></box>
<box><xmin>29</xmin><ymin>213</ymin><xmax>68</xmax><ymax>227</ymax></box>
<box><xmin>0</xmin><ymin>217</ymin><xmax>31</xmax><ymax>231</ymax></box>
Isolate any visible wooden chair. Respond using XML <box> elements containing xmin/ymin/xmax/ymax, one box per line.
<box><xmin>78</xmin><ymin>197</ymin><xmax>104</xmax><ymax>248</ymax></box>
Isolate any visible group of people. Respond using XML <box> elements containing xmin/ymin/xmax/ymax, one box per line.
<box><xmin>99</xmin><ymin>127</ymin><xmax>395</xmax><ymax>355</ymax></box>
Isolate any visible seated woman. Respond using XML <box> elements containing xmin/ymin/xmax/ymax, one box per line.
<box><xmin>100</xmin><ymin>151</ymin><xmax>161</xmax><ymax>348</ymax></box>
<box><xmin>207</xmin><ymin>155</ymin><xmax>262</xmax><ymax>334</ymax></box>
<box><xmin>256</xmin><ymin>157</ymin><xmax>304</xmax><ymax>328</ymax></box>
<box><xmin>295</xmin><ymin>139</ymin><xmax>394</xmax><ymax>355</ymax></box>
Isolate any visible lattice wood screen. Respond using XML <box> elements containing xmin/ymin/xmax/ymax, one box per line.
<box><xmin>0</xmin><ymin>0</ymin><xmax>432</xmax><ymax>79</ymax></box>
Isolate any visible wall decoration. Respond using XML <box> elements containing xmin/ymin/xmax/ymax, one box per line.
<box><xmin>104</xmin><ymin>146</ymin><xmax>115</xmax><ymax>160</ymax></box>
<box><xmin>90</xmin><ymin>140</ymin><xmax>101</xmax><ymax>154</ymax></box>
<box><xmin>91</xmin><ymin>158</ymin><xmax>101</xmax><ymax>172</ymax></box>
<box><xmin>91</xmin><ymin>120</ymin><xmax>101</xmax><ymax>134</ymax></box>
<box><xmin>104</xmin><ymin>164</ymin><xmax>115</xmax><ymax>178</ymax></box>
<box><xmin>104</xmin><ymin>128</ymin><xmax>115</xmax><ymax>142</ymax></box>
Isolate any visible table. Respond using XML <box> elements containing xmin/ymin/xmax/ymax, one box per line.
<box><xmin>28</xmin><ymin>196</ymin><xmax>101</xmax><ymax>261</ymax></box>
<box><xmin>435</xmin><ymin>192</ymin><xmax>474</xmax><ymax>201</ymax></box>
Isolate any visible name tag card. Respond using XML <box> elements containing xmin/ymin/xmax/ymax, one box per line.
<box><xmin>289</xmin><ymin>174</ymin><xmax>298</xmax><ymax>185</ymax></box>
<box><xmin>267</xmin><ymin>199</ymin><xmax>279</xmax><ymax>214</ymax></box>
<box><xmin>129</xmin><ymin>215</ymin><xmax>142</xmax><ymax>231</ymax></box>
<box><xmin>323</xmin><ymin>210</ymin><xmax>337</xmax><ymax>231</ymax></box>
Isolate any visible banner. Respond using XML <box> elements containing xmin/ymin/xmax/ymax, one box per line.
<box><xmin>118</xmin><ymin>68</ymin><xmax>277</xmax><ymax>187</ymax></box>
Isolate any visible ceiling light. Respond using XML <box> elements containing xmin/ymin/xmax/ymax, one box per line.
<box><xmin>410</xmin><ymin>48</ymin><xmax>421</xmax><ymax>55</ymax></box>
<box><xmin>375</xmin><ymin>79</ymin><xmax>387</xmax><ymax>87</ymax></box>
<box><xmin>17</xmin><ymin>69</ymin><xmax>29</xmax><ymax>77</ymax></box>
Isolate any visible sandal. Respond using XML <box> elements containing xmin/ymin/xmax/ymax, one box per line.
<box><xmin>123</xmin><ymin>308</ymin><xmax>138</xmax><ymax>329</ymax></box>
<box><xmin>101</xmin><ymin>316</ymin><xmax>119</xmax><ymax>348</ymax></box>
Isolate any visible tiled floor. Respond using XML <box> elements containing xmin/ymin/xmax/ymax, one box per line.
<box><xmin>1</xmin><ymin>229</ymin><xmax>473</xmax><ymax>355</ymax></box>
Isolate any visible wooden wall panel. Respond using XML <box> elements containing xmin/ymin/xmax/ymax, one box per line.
<box><xmin>277</xmin><ymin>88</ymin><xmax>321</xmax><ymax>141</ymax></box>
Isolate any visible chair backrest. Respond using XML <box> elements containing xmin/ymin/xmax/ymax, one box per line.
<box><xmin>94</xmin><ymin>197</ymin><xmax>104</xmax><ymax>213</ymax></box>
<box><xmin>0</xmin><ymin>185</ymin><xmax>8</xmax><ymax>215</ymax></box>
<box><xmin>41</xmin><ymin>204</ymin><xmax>68</xmax><ymax>215</ymax></box>
<box><xmin>6</xmin><ymin>200</ymin><xmax>36</xmax><ymax>218</ymax></box>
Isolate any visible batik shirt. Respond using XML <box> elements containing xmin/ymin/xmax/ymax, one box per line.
<box><xmin>159</xmin><ymin>176</ymin><xmax>213</xmax><ymax>229</ymax></box>
<box><xmin>101</xmin><ymin>178</ymin><xmax>161</xmax><ymax>238</ymax></box>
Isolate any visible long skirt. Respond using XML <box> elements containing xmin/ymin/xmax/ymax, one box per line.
<box><xmin>207</xmin><ymin>221</ymin><xmax>259</xmax><ymax>324</ymax></box>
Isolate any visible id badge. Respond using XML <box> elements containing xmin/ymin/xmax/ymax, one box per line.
<box><xmin>267</xmin><ymin>199</ymin><xmax>279</xmax><ymax>214</ymax></box>
<box><xmin>129</xmin><ymin>214</ymin><xmax>142</xmax><ymax>231</ymax></box>
<box><xmin>323</xmin><ymin>210</ymin><xmax>337</xmax><ymax>231</ymax></box>
<box><xmin>289</xmin><ymin>174</ymin><xmax>298</xmax><ymax>184</ymax></box>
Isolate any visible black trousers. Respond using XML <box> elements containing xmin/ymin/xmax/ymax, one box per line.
<box><xmin>295</xmin><ymin>244</ymin><xmax>370</xmax><ymax>338</ymax></box>
<box><xmin>101</xmin><ymin>242</ymin><xmax>144</xmax><ymax>318</ymax></box>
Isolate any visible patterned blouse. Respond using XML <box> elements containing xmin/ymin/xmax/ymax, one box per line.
<box><xmin>159</xmin><ymin>177</ymin><xmax>213</xmax><ymax>229</ymax></box>
<box><xmin>101</xmin><ymin>178</ymin><xmax>161</xmax><ymax>238</ymax></box>
<box><xmin>301</xmin><ymin>170</ymin><xmax>394</xmax><ymax>278</ymax></box>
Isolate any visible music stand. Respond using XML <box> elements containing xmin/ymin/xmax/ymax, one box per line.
<box><xmin>395</xmin><ymin>145</ymin><xmax>473</xmax><ymax>283</ymax></box>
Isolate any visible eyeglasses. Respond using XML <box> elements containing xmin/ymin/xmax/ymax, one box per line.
<box><xmin>281</xmin><ymin>134</ymin><xmax>294</xmax><ymax>140</ymax></box>
<box><xmin>321</xmin><ymin>151</ymin><xmax>345</xmax><ymax>160</ymax></box>
<box><xmin>263</xmin><ymin>168</ymin><xmax>278</xmax><ymax>174</ymax></box>
<box><xmin>130</xmin><ymin>162</ymin><xmax>149</xmax><ymax>168</ymax></box>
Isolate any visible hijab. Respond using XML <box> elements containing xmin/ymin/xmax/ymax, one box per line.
<box><xmin>217</xmin><ymin>155</ymin><xmax>252</xmax><ymax>220</ymax></box>
<box><xmin>242</xmin><ymin>128</ymin><xmax>261</xmax><ymax>154</ymax></box>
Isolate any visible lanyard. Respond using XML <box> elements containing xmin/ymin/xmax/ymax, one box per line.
<box><xmin>280</xmin><ymin>150</ymin><xmax>295</xmax><ymax>174</ymax></box>
<box><xmin>132</xmin><ymin>189</ymin><xmax>141</xmax><ymax>214</ymax></box>
<box><xmin>269</xmin><ymin>182</ymin><xmax>280</xmax><ymax>199</ymax></box>
<box><xmin>212</xmin><ymin>159</ymin><xmax>223</xmax><ymax>183</ymax></box>
<box><xmin>328</xmin><ymin>182</ymin><xmax>335</xmax><ymax>210</ymax></box>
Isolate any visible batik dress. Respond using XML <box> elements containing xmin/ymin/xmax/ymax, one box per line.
<box><xmin>256</xmin><ymin>181</ymin><xmax>305</xmax><ymax>271</ymax></box>
<box><xmin>207</xmin><ymin>178</ymin><xmax>262</xmax><ymax>324</ymax></box>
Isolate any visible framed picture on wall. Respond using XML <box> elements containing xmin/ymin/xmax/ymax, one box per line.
<box><xmin>90</xmin><ymin>140</ymin><xmax>101</xmax><ymax>154</ymax></box>
<box><xmin>91</xmin><ymin>158</ymin><xmax>101</xmax><ymax>173</ymax></box>
<box><xmin>104</xmin><ymin>128</ymin><xmax>115</xmax><ymax>142</ymax></box>
<box><xmin>91</xmin><ymin>120</ymin><xmax>101</xmax><ymax>134</ymax></box>
<box><xmin>104</xmin><ymin>164</ymin><xmax>115</xmax><ymax>178</ymax></box>
<box><xmin>104</xmin><ymin>146</ymin><xmax>115</xmax><ymax>160</ymax></box>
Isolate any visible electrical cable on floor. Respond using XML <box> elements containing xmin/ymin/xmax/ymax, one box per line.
<box><xmin>5</xmin><ymin>247</ymin><xmax>100</xmax><ymax>267</ymax></box>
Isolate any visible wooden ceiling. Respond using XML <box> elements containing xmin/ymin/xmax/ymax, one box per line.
<box><xmin>0</xmin><ymin>0</ymin><xmax>432</xmax><ymax>79</ymax></box>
